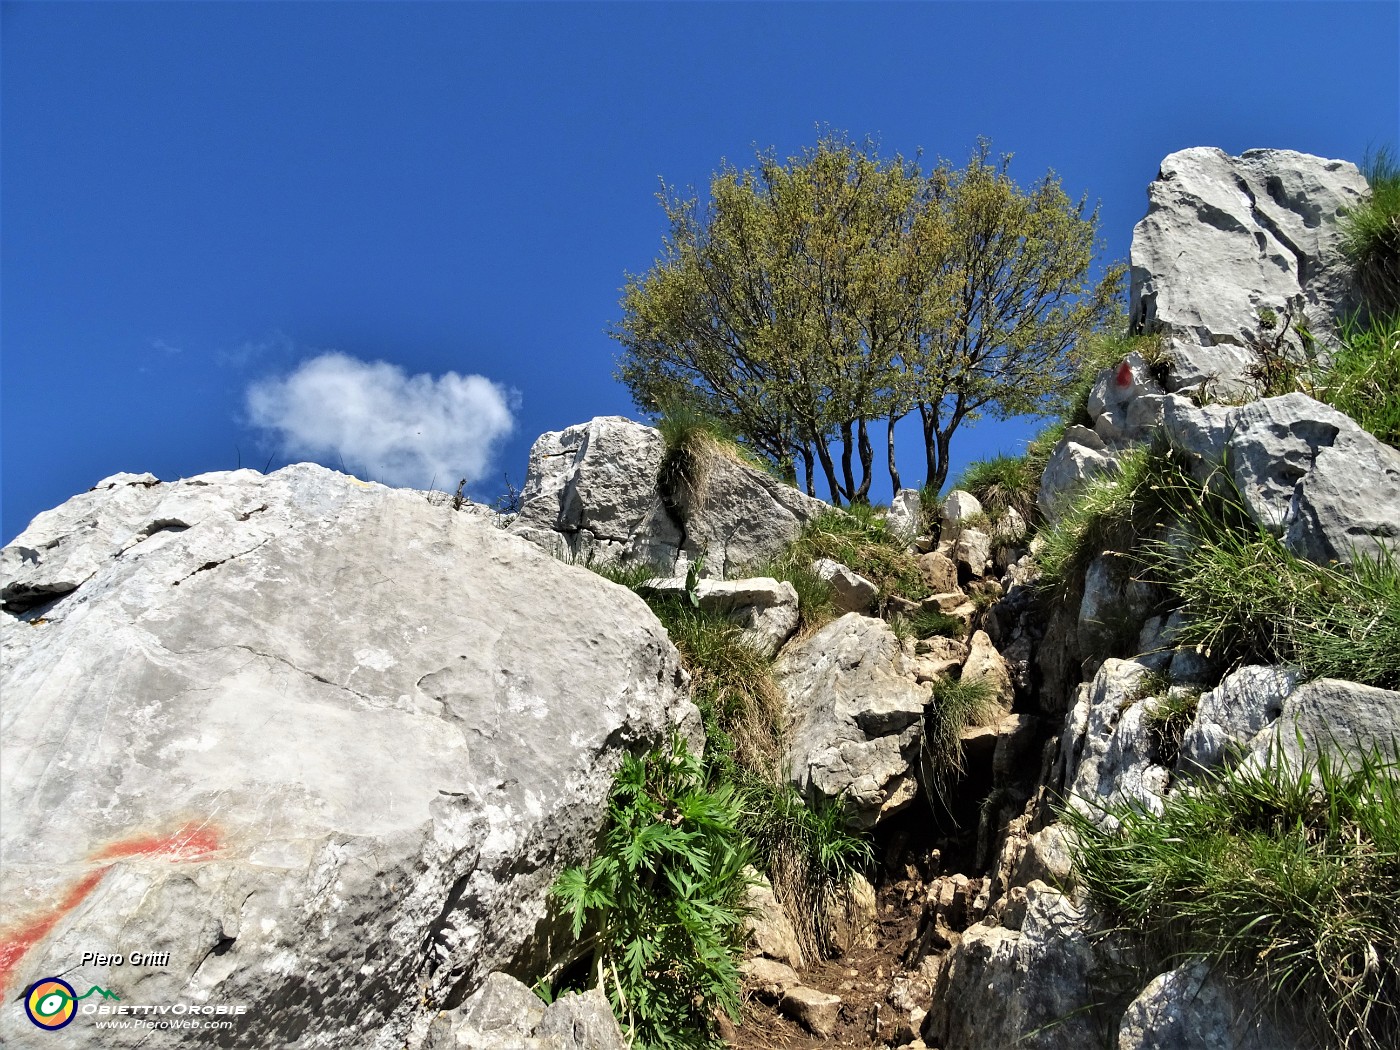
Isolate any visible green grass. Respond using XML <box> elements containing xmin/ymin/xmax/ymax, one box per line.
<box><xmin>655</xmin><ymin>401</ymin><xmax>762</xmax><ymax>522</ymax></box>
<box><xmin>1317</xmin><ymin>312</ymin><xmax>1400</xmax><ymax>448</ymax></box>
<box><xmin>739</xmin><ymin>780</ymin><xmax>873</xmax><ymax>960</ymax></box>
<box><xmin>891</xmin><ymin>607</ymin><xmax>966</xmax><ymax>641</ymax></box>
<box><xmin>1146</xmin><ymin>511</ymin><xmax>1400</xmax><ymax>692</ymax></box>
<box><xmin>1034</xmin><ymin>440</ymin><xmax>1186</xmax><ymax>599</ymax></box>
<box><xmin>953</xmin><ymin>454</ymin><xmax>1040</xmax><ymax>527</ymax></box>
<box><xmin>1067</xmin><ymin>745</ymin><xmax>1400</xmax><ymax>1050</ymax></box>
<box><xmin>1142</xmin><ymin>688</ymin><xmax>1199</xmax><ymax>768</ymax></box>
<box><xmin>737</xmin><ymin>555</ymin><xmax>838</xmax><ymax>636</ymax></box>
<box><xmin>1342</xmin><ymin>146</ymin><xmax>1400</xmax><ymax>316</ymax></box>
<box><xmin>921</xmin><ymin>676</ymin><xmax>1001</xmax><ymax>807</ymax></box>
<box><xmin>787</xmin><ymin>507</ymin><xmax>928</xmax><ymax>604</ymax></box>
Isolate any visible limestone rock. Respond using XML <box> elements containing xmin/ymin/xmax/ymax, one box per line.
<box><xmin>1165</xmin><ymin>393</ymin><xmax>1400</xmax><ymax>565</ymax></box>
<box><xmin>1038</xmin><ymin>425</ymin><xmax>1120</xmax><ymax>524</ymax></box>
<box><xmin>961</xmin><ymin>630</ymin><xmax>1015</xmax><ymax>709</ymax></box>
<box><xmin>741</xmin><ymin>956</ymin><xmax>800</xmax><ymax>999</ymax></box>
<box><xmin>918</xmin><ymin>550</ymin><xmax>960</xmax><ymax>594</ymax></box>
<box><xmin>886</xmin><ymin>488</ymin><xmax>925</xmax><ymax>545</ymax></box>
<box><xmin>1116</xmin><ymin>960</ymin><xmax>1294</xmax><ymax>1050</ymax></box>
<box><xmin>777</xmin><ymin>614</ymin><xmax>929</xmax><ymax>828</ymax></box>
<box><xmin>1246</xmin><ymin>678</ymin><xmax>1400</xmax><ymax>772</ymax></box>
<box><xmin>953</xmin><ymin>527</ymin><xmax>992</xmax><ymax>578</ymax></box>
<box><xmin>923</xmin><ymin>882</ymin><xmax>1103</xmax><ymax>1050</ymax></box>
<box><xmin>780</xmin><ymin>985</ymin><xmax>842</xmax><ymax>1038</ymax></box>
<box><xmin>426</xmin><ymin>974</ymin><xmax>628</xmax><ymax>1050</ymax></box>
<box><xmin>1064</xmin><ymin>660</ymin><xmax>1171</xmax><ymax>824</ymax></box>
<box><xmin>643</xmin><ymin>575</ymin><xmax>800</xmax><ymax>658</ymax></box>
<box><xmin>507</xmin><ymin>416</ymin><xmax>682</xmax><ymax>570</ymax></box>
<box><xmin>940</xmin><ymin>490</ymin><xmax>983</xmax><ymax>535</ymax></box>
<box><xmin>813</xmin><ymin>557</ymin><xmax>879</xmax><ymax>613</ymax></box>
<box><xmin>743</xmin><ymin>872</ymin><xmax>804</xmax><ymax>968</ymax></box>
<box><xmin>826</xmin><ymin>872</ymin><xmax>878</xmax><ymax>954</ymax></box>
<box><xmin>1176</xmin><ymin>665</ymin><xmax>1298</xmax><ymax>775</ymax></box>
<box><xmin>1129</xmin><ymin>147</ymin><xmax>1368</xmax><ymax>395</ymax></box>
<box><xmin>1078</xmin><ymin>553</ymin><xmax>1158</xmax><ymax>658</ymax></box>
<box><xmin>507</xmin><ymin>416</ymin><xmax>827</xmax><ymax>578</ymax></box>
<box><xmin>0</xmin><ymin>463</ymin><xmax>695</xmax><ymax>1049</ymax></box>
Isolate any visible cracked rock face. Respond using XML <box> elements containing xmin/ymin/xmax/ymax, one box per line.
<box><xmin>776</xmin><ymin>613</ymin><xmax>928</xmax><ymax>828</ymax></box>
<box><xmin>0</xmin><ymin>463</ymin><xmax>695</xmax><ymax>1048</ymax></box>
<box><xmin>509</xmin><ymin>416</ymin><xmax>828</xmax><ymax>578</ymax></box>
<box><xmin>1129</xmin><ymin>147</ymin><xmax>1368</xmax><ymax>396</ymax></box>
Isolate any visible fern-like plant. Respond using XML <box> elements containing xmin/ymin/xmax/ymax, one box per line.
<box><xmin>552</xmin><ymin>738</ymin><xmax>753</xmax><ymax>1049</ymax></box>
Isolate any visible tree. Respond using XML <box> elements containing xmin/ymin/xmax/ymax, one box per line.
<box><xmin>612</xmin><ymin>134</ymin><xmax>1122</xmax><ymax>502</ymax></box>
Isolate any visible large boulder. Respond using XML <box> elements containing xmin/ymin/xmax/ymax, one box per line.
<box><xmin>508</xmin><ymin>416</ymin><xmax>684</xmax><ymax>570</ymax></box>
<box><xmin>508</xmin><ymin>416</ymin><xmax>828</xmax><ymax>577</ymax></box>
<box><xmin>424</xmin><ymin>972</ymin><xmax>627</xmax><ymax>1050</ymax></box>
<box><xmin>1129</xmin><ymin>147</ymin><xmax>1368</xmax><ymax>395</ymax></box>
<box><xmin>775</xmin><ymin>614</ymin><xmax>928</xmax><ymax>828</ymax></box>
<box><xmin>1246</xmin><ymin>678</ymin><xmax>1400</xmax><ymax>771</ymax></box>
<box><xmin>1164</xmin><ymin>392</ymin><xmax>1400</xmax><ymax>565</ymax></box>
<box><xmin>0</xmin><ymin>464</ymin><xmax>696</xmax><ymax>1048</ymax></box>
<box><xmin>1116</xmin><ymin>960</ymin><xmax>1295</xmax><ymax>1050</ymax></box>
<box><xmin>1063</xmin><ymin>660</ymin><xmax>1171</xmax><ymax>824</ymax></box>
<box><xmin>1176</xmin><ymin>665</ymin><xmax>1298</xmax><ymax>776</ymax></box>
<box><xmin>922</xmin><ymin>881</ymin><xmax>1105</xmax><ymax>1050</ymax></box>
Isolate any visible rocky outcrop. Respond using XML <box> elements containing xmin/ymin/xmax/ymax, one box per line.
<box><xmin>508</xmin><ymin>416</ymin><xmax>827</xmax><ymax>577</ymax></box>
<box><xmin>641</xmin><ymin>575</ymin><xmax>800</xmax><ymax>658</ymax></box>
<box><xmin>1129</xmin><ymin>147</ymin><xmax>1368</xmax><ymax>396</ymax></box>
<box><xmin>0</xmin><ymin>464</ymin><xmax>696</xmax><ymax>1048</ymax></box>
<box><xmin>1165</xmin><ymin>392</ymin><xmax>1400</xmax><ymax>565</ymax></box>
<box><xmin>1116</xmin><ymin>960</ymin><xmax>1290</xmax><ymax>1050</ymax></box>
<box><xmin>776</xmin><ymin>614</ymin><xmax>928</xmax><ymax>828</ymax></box>
<box><xmin>424</xmin><ymin>972</ymin><xmax>627</xmax><ymax>1050</ymax></box>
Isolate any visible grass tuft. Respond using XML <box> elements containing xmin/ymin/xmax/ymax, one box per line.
<box><xmin>953</xmin><ymin>454</ymin><xmax>1039</xmax><ymax>526</ymax></box>
<box><xmin>1067</xmin><ymin>744</ymin><xmax>1400</xmax><ymax>1050</ymax></box>
<box><xmin>786</xmin><ymin>507</ymin><xmax>928</xmax><ymax>604</ymax></box>
<box><xmin>921</xmin><ymin>676</ymin><xmax>1001</xmax><ymax>808</ymax></box>
<box><xmin>1342</xmin><ymin>146</ymin><xmax>1400</xmax><ymax>316</ymax></box>
<box><xmin>1316</xmin><ymin>312</ymin><xmax>1400</xmax><ymax>449</ymax></box>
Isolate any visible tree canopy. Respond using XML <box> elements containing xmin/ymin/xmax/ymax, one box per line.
<box><xmin>612</xmin><ymin>134</ymin><xmax>1123</xmax><ymax>502</ymax></box>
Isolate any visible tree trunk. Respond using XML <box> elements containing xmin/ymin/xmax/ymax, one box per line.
<box><xmin>919</xmin><ymin>404</ymin><xmax>939</xmax><ymax>487</ymax></box>
<box><xmin>930</xmin><ymin>426</ymin><xmax>953</xmax><ymax>495</ymax></box>
<box><xmin>815</xmin><ymin>440</ymin><xmax>843</xmax><ymax>507</ymax></box>
<box><xmin>854</xmin><ymin>418</ymin><xmax>873</xmax><ymax>504</ymax></box>
<box><xmin>886</xmin><ymin>409</ymin><xmax>903</xmax><ymax>492</ymax></box>
<box><xmin>839</xmin><ymin>421</ymin><xmax>856</xmax><ymax>503</ymax></box>
<box><xmin>800</xmin><ymin>445</ymin><xmax>816</xmax><ymax>497</ymax></box>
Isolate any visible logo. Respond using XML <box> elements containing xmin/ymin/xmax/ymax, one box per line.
<box><xmin>24</xmin><ymin>977</ymin><xmax>120</xmax><ymax>1030</ymax></box>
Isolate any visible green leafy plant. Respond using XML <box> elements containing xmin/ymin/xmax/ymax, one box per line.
<box><xmin>1341</xmin><ymin>145</ymin><xmax>1400</xmax><ymax>316</ymax></box>
<box><xmin>553</xmin><ymin>738</ymin><xmax>754</xmax><ymax>1049</ymax></box>
<box><xmin>1067</xmin><ymin>743</ymin><xmax>1400</xmax><ymax>1050</ymax></box>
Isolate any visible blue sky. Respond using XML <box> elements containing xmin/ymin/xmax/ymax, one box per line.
<box><xmin>3</xmin><ymin>1</ymin><xmax>1397</xmax><ymax>543</ymax></box>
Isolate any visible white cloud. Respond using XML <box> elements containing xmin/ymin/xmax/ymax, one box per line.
<box><xmin>246</xmin><ymin>352</ymin><xmax>517</xmax><ymax>488</ymax></box>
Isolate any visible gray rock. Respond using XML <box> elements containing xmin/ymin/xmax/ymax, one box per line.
<box><xmin>1038</xmin><ymin>426</ymin><xmax>1120</xmax><ymax>524</ymax></box>
<box><xmin>1065</xmin><ymin>660</ymin><xmax>1171</xmax><ymax>824</ymax></box>
<box><xmin>0</xmin><ymin>463</ymin><xmax>696</xmax><ymax>1049</ymax></box>
<box><xmin>780</xmin><ymin>985</ymin><xmax>842</xmax><ymax>1038</ymax></box>
<box><xmin>923</xmin><ymin>882</ymin><xmax>1102</xmax><ymax>1050</ymax></box>
<box><xmin>917</xmin><ymin>551</ymin><xmax>960</xmax><ymax>594</ymax></box>
<box><xmin>426</xmin><ymin>975</ymin><xmax>627</xmax><ymax>1050</ymax></box>
<box><xmin>941</xmin><ymin>490</ymin><xmax>984</xmax><ymax>534</ymax></box>
<box><xmin>813</xmin><ymin>557</ymin><xmax>879</xmax><ymax>613</ymax></box>
<box><xmin>1246</xmin><ymin>678</ymin><xmax>1400</xmax><ymax>772</ymax></box>
<box><xmin>887</xmin><ymin>488</ymin><xmax>925</xmax><ymax>545</ymax></box>
<box><xmin>776</xmin><ymin>614</ymin><xmax>929</xmax><ymax>828</ymax></box>
<box><xmin>1129</xmin><ymin>147</ymin><xmax>1368</xmax><ymax>395</ymax></box>
<box><xmin>1078</xmin><ymin>554</ymin><xmax>1157</xmax><ymax>658</ymax></box>
<box><xmin>743</xmin><ymin>872</ymin><xmax>804</xmax><ymax>968</ymax></box>
<box><xmin>508</xmin><ymin>416</ymin><xmax>683</xmax><ymax>571</ymax></box>
<box><xmin>1165</xmin><ymin>393</ymin><xmax>1400</xmax><ymax>565</ymax></box>
<box><xmin>1177</xmin><ymin>665</ymin><xmax>1298</xmax><ymax>775</ymax></box>
<box><xmin>961</xmin><ymin>630</ymin><xmax>1015</xmax><ymax>709</ymax></box>
<box><xmin>741</xmin><ymin>956</ymin><xmax>800</xmax><ymax>998</ymax></box>
<box><xmin>643</xmin><ymin>575</ymin><xmax>800</xmax><ymax>658</ymax></box>
<box><xmin>953</xmin><ymin>527</ymin><xmax>992</xmax><ymax>578</ymax></box>
<box><xmin>508</xmin><ymin>416</ymin><xmax>828</xmax><ymax>579</ymax></box>
<box><xmin>1117</xmin><ymin>960</ymin><xmax>1294</xmax><ymax>1050</ymax></box>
